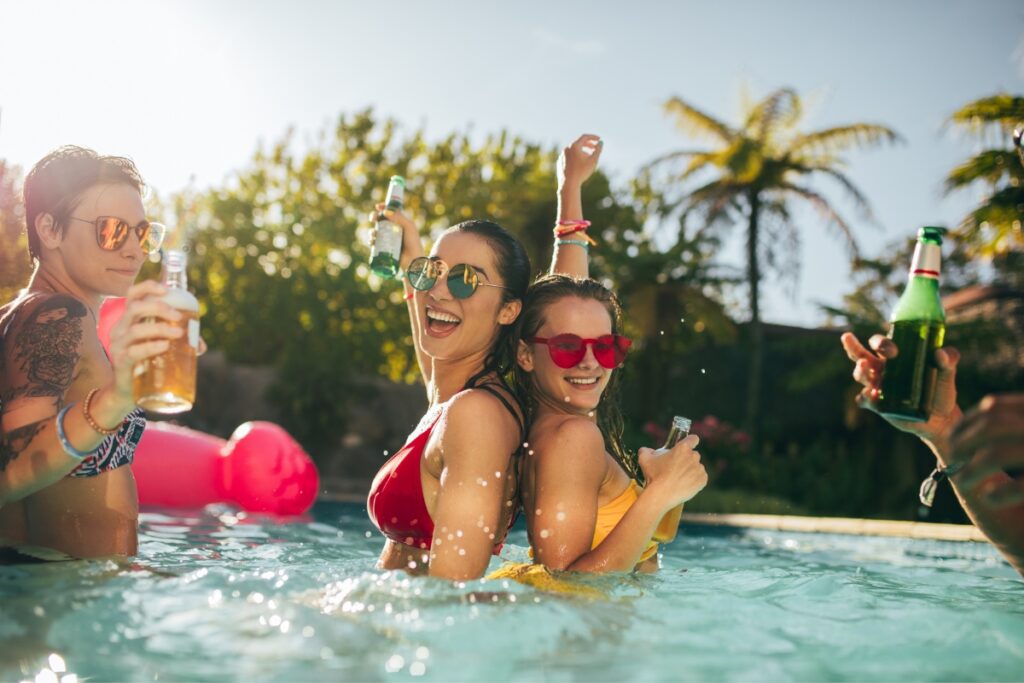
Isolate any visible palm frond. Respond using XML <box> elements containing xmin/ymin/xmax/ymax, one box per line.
<box><xmin>642</xmin><ymin>148</ymin><xmax>710</xmax><ymax>171</ymax></box>
<box><xmin>746</xmin><ymin>88</ymin><xmax>801</xmax><ymax>142</ymax></box>
<box><xmin>778</xmin><ymin>182</ymin><xmax>860</xmax><ymax>258</ymax></box>
<box><xmin>943</xmin><ymin>150</ymin><xmax>1023</xmax><ymax>194</ymax></box>
<box><xmin>947</xmin><ymin>94</ymin><xmax>1024</xmax><ymax>131</ymax></box>
<box><xmin>794</xmin><ymin>163</ymin><xmax>876</xmax><ymax>225</ymax></box>
<box><xmin>663</xmin><ymin>96</ymin><xmax>735</xmax><ymax>143</ymax></box>
<box><xmin>789</xmin><ymin>124</ymin><xmax>902</xmax><ymax>156</ymax></box>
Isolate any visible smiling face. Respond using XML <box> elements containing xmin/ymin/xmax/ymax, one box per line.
<box><xmin>413</xmin><ymin>229</ymin><xmax>520</xmax><ymax>364</ymax></box>
<box><xmin>37</xmin><ymin>182</ymin><xmax>148</xmax><ymax>298</ymax></box>
<box><xmin>517</xmin><ymin>296</ymin><xmax>616</xmax><ymax>415</ymax></box>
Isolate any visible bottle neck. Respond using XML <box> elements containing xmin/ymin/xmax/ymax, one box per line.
<box><xmin>162</xmin><ymin>249</ymin><xmax>188</xmax><ymax>289</ymax></box>
<box><xmin>908</xmin><ymin>241</ymin><xmax>941</xmax><ymax>281</ymax></box>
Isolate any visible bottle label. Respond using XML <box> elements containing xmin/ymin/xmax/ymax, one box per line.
<box><xmin>188</xmin><ymin>318</ymin><xmax>200</xmax><ymax>349</ymax></box>
<box><xmin>371</xmin><ymin>222</ymin><xmax>403</xmax><ymax>261</ymax></box>
<box><xmin>910</xmin><ymin>242</ymin><xmax>941</xmax><ymax>279</ymax></box>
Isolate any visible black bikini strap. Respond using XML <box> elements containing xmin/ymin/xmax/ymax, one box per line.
<box><xmin>475</xmin><ymin>383</ymin><xmax>526</xmax><ymax>446</ymax></box>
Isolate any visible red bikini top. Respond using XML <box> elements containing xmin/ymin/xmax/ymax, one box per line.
<box><xmin>367</xmin><ymin>410</ymin><xmax>442</xmax><ymax>550</ymax></box>
<box><xmin>367</xmin><ymin>386</ymin><xmax>524</xmax><ymax>553</ymax></box>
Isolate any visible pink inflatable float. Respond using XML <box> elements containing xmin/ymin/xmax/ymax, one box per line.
<box><xmin>99</xmin><ymin>297</ymin><xmax>319</xmax><ymax>515</ymax></box>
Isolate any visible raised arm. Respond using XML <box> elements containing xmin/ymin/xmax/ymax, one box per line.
<box><xmin>371</xmin><ymin>204</ymin><xmax>430</xmax><ymax>388</ymax></box>
<box><xmin>427</xmin><ymin>391</ymin><xmax>519</xmax><ymax>580</ymax></box>
<box><xmin>550</xmin><ymin>135</ymin><xmax>602</xmax><ymax>278</ymax></box>
<box><xmin>0</xmin><ymin>283</ymin><xmax>183</xmax><ymax>506</ymax></box>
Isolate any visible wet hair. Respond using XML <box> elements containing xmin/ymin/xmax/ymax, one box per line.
<box><xmin>511</xmin><ymin>274</ymin><xmax>640</xmax><ymax>483</ymax></box>
<box><xmin>24</xmin><ymin>145</ymin><xmax>145</xmax><ymax>261</ymax></box>
<box><xmin>452</xmin><ymin>220</ymin><xmax>532</xmax><ymax>393</ymax></box>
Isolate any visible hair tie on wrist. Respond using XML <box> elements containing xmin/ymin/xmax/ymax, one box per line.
<box><xmin>82</xmin><ymin>388</ymin><xmax>122</xmax><ymax>435</ymax></box>
<box><xmin>556</xmin><ymin>239</ymin><xmax>591</xmax><ymax>250</ymax></box>
<box><xmin>557</xmin><ymin>219</ymin><xmax>592</xmax><ymax>228</ymax></box>
<box><xmin>56</xmin><ymin>404</ymin><xmax>99</xmax><ymax>460</ymax></box>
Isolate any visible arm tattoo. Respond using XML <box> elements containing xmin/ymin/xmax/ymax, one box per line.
<box><xmin>0</xmin><ymin>419</ymin><xmax>48</xmax><ymax>471</ymax></box>
<box><xmin>8</xmin><ymin>296</ymin><xmax>88</xmax><ymax>403</ymax></box>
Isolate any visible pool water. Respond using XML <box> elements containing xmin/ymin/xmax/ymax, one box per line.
<box><xmin>2</xmin><ymin>502</ymin><xmax>1022</xmax><ymax>682</ymax></box>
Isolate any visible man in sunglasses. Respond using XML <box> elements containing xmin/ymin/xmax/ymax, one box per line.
<box><xmin>0</xmin><ymin>146</ymin><xmax>182</xmax><ymax>560</ymax></box>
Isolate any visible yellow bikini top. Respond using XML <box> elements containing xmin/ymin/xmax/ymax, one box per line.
<box><xmin>592</xmin><ymin>480</ymin><xmax>659</xmax><ymax>563</ymax></box>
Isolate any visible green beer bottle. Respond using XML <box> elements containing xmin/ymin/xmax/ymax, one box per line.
<box><xmin>877</xmin><ymin>226</ymin><xmax>947</xmax><ymax>422</ymax></box>
<box><xmin>369</xmin><ymin>175</ymin><xmax>406</xmax><ymax>278</ymax></box>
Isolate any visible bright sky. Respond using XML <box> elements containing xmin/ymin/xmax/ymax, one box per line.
<box><xmin>1</xmin><ymin>0</ymin><xmax>1022</xmax><ymax>325</ymax></box>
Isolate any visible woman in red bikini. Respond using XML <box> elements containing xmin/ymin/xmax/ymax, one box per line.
<box><xmin>0</xmin><ymin>146</ymin><xmax>189</xmax><ymax>559</ymax></box>
<box><xmin>365</xmin><ymin>206</ymin><xmax>532</xmax><ymax>580</ymax></box>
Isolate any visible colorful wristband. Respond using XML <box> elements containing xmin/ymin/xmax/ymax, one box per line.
<box><xmin>556</xmin><ymin>239</ymin><xmax>591</xmax><ymax>249</ymax></box>
<box><xmin>55</xmin><ymin>404</ymin><xmax>99</xmax><ymax>460</ymax></box>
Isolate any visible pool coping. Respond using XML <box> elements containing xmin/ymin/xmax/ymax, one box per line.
<box><xmin>317</xmin><ymin>491</ymin><xmax>988</xmax><ymax>543</ymax></box>
<box><xmin>681</xmin><ymin>513</ymin><xmax>988</xmax><ymax>542</ymax></box>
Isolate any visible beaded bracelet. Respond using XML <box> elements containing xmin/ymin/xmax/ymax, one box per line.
<box><xmin>55</xmin><ymin>404</ymin><xmax>99</xmax><ymax>460</ymax></box>
<box><xmin>556</xmin><ymin>239</ymin><xmax>591</xmax><ymax>250</ymax></box>
<box><xmin>82</xmin><ymin>388</ymin><xmax>122</xmax><ymax>435</ymax></box>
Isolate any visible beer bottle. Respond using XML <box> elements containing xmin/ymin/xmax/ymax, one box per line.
<box><xmin>877</xmin><ymin>226</ymin><xmax>947</xmax><ymax>422</ymax></box>
<box><xmin>133</xmin><ymin>248</ymin><xmax>200</xmax><ymax>413</ymax></box>
<box><xmin>369</xmin><ymin>175</ymin><xmax>406</xmax><ymax>279</ymax></box>
<box><xmin>653</xmin><ymin>415</ymin><xmax>693</xmax><ymax>543</ymax></box>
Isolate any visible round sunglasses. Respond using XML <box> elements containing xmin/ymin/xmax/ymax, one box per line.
<box><xmin>406</xmin><ymin>256</ymin><xmax>509</xmax><ymax>300</ymax></box>
<box><xmin>69</xmin><ymin>215</ymin><xmax>166</xmax><ymax>254</ymax></box>
<box><xmin>528</xmin><ymin>334</ymin><xmax>632</xmax><ymax>369</ymax></box>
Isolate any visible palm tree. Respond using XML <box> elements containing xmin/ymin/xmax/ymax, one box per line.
<box><xmin>647</xmin><ymin>88</ymin><xmax>900</xmax><ymax>457</ymax></box>
<box><xmin>944</xmin><ymin>93</ymin><xmax>1024</xmax><ymax>258</ymax></box>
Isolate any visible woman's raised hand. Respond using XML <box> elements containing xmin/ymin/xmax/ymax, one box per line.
<box><xmin>371</xmin><ymin>203</ymin><xmax>424</xmax><ymax>272</ymax></box>
<box><xmin>557</xmin><ymin>134</ymin><xmax>603</xmax><ymax>191</ymax></box>
<box><xmin>638</xmin><ymin>434</ymin><xmax>709</xmax><ymax>510</ymax></box>
<box><xmin>105</xmin><ymin>281</ymin><xmax>185</xmax><ymax>410</ymax></box>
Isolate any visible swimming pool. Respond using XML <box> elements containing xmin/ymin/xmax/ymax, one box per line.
<box><xmin>3</xmin><ymin>502</ymin><xmax>1022</xmax><ymax>682</ymax></box>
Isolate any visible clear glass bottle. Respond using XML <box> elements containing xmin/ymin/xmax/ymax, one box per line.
<box><xmin>133</xmin><ymin>249</ymin><xmax>200</xmax><ymax>413</ymax></box>
<box><xmin>653</xmin><ymin>415</ymin><xmax>693</xmax><ymax>543</ymax></box>
<box><xmin>369</xmin><ymin>175</ymin><xmax>406</xmax><ymax>279</ymax></box>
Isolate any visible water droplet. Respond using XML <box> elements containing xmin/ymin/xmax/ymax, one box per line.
<box><xmin>407</xmin><ymin>560</ymin><xmax>418</xmax><ymax>569</ymax></box>
<box><xmin>535</xmin><ymin>508</ymin><xmax>542</xmax><ymax>515</ymax></box>
<box><xmin>680</xmin><ymin>318</ymin><xmax>685</xmax><ymax>323</ymax></box>
<box><xmin>383</xmin><ymin>450</ymin><xmax>389</xmax><ymax>456</ymax></box>
<box><xmin>364</xmin><ymin>531</ymin><xmax>372</xmax><ymax>538</ymax></box>
<box><xmin>495</xmin><ymin>471</ymin><xmax>502</xmax><ymax>478</ymax></box>
<box><xmin>302</xmin><ymin>626</ymin><xmax>315</xmax><ymax>638</ymax></box>
<box><xmin>410</xmin><ymin>662</ymin><xmax>427</xmax><ymax>676</ymax></box>
<box><xmin>523</xmin><ymin>442</ymin><xmax>530</xmax><ymax>448</ymax></box>
<box><xmin>385</xmin><ymin>655</ymin><xmax>406</xmax><ymax>673</ymax></box>
<box><xmin>564</xmin><ymin>396</ymin><xmax>571</xmax><ymax>402</ymax></box>
<box><xmin>539</xmin><ymin>529</ymin><xmax>551</xmax><ymax>539</ymax></box>
<box><xmin>458</xmin><ymin>548</ymin><xmax>466</xmax><ymax>556</ymax></box>
<box><xmin>48</xmin><ymin>655</ymin><xmax>66</xmax><ymax>673</ymax></box>
<box><xmin>701</xmin><ymin>368</ymin><xmax>706</xmax><ymax>374</ymax></box>
<box><xmin>556</xmin><ymin>512</ymin><xmax>566</xmax><ymax>521</ymax></box>
<box><xmin>660</xmin><ymin>330</ymin><xmax>664</xmax><ymax>335</ymax></box>
<box><xmin>529</xmin><ymin>449</ymin><xmax>535</xmax><ymax>455</ymax></box>
<box><xmin>320</xmin><ymin>647</ymin><xmax>334</xmax><ymax>660</ymax></box>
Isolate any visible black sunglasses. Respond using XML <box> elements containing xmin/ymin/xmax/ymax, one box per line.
<box><xmin>68</xmin><ymin>215</ymin><xmax>166</xmax><ymax>254</ymax></box>
<box><xmin>406</xmin><ymin>256</ymin><xmax>509</xmax><ymax>299</ymax></box>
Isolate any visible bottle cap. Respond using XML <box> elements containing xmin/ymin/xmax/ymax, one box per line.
<box><xmin>671</xmin><ymin>416</ymin><xmax>692</xmax><ymax>433</ymax></box>
<box><xmin>389</xmin><ymin>175</ymin><xmax>406</xmax><ymax>187</ymax></box>
<box><xmin>918</xmin><ymin>226</ymin><xmax>946</xmax><ymax>244</ymax></box>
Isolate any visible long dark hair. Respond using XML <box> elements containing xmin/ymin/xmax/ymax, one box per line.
<box><xmin>511</xmin><ymin>274</ymin><xmax>640</xmax><ymax>483</ymax></box>
<box><xmin>451</xmin><ymin>220</ymin><xmax>531</xmax><ymax>396</ymax></box>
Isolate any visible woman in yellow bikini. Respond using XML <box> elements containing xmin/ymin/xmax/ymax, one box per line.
<box><xmin>494</xmin><ymin>137</ymin><xmax>708</xmax><ymax>581</ymax></box>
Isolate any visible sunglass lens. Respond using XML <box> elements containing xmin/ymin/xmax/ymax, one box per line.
<box><xmin>98</xmin><ymin>218</ymin><xmax>128</xmax><ymax>250</ymax></box>
<box><xmin>593</xmin><ymin>336</ymin><xmax>618</xmax><ymax>368</ymax></box>
<box><xmin>140</xmin><ymin>222</ymin><xmax>164</xmax><ymax>254</ymax></box>
<box><xmin>548</xmin><ymin>334</ymin><xmax>585</xmax><ymax>368</ymax></box>
<box><xmin>406</xmin><ymin>258</ymin><xmax>435</xmax><ymax>291</ymax></box>
<box><xmin>448</xmin><ymin>264</ymin><xmax>478</xmax><ymax>299</ymax></box>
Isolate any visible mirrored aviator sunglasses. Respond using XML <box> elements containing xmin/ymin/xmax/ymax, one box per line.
<box><xmin>71</xmin><ymin>216</ymin><xmax>166</xmax><ymax>254</ymax></box>
<box><xmin>405</xmin><ymin>256</ymin><xmax>507</xmax><ymax>300</ymax></box>
<box><xmin>528</xmin><ymin>333</ymin><xmax>632</xmax><ymax>369</ymax></box>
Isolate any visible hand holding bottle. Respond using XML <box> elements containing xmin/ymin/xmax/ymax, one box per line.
<box><xmin>371</xmin><ymin>203</ymin><xmax>423</xmax><ymax>274</ymax></box>
<box><xmin>104</xmin><ymin>281</ymin><xmax>186</xmax><ymax>413</ymax></box>
<box><xmin>841</xmin><ymin>332</ymin><xmax>963</xmax><ymax>460</ymax></box>
<box><xmin>638</xmin><ymin>434</ymin><xmax>708</xmax><ymax>510</ymax></box>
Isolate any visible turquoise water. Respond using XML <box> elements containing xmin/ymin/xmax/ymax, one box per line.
<box><xmin>2</xmin><ymin>502</ymin><xmax>1023</xmax><ymax>682</ymax></box>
